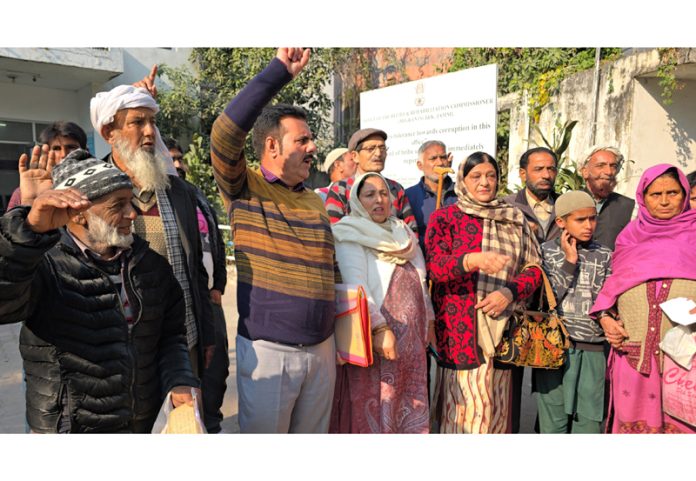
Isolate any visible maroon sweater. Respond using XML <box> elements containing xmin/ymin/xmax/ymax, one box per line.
<box><xmin>425</xmin><ymin>204</ymin><xmax>541</xmax><ymax>369</ymax></box>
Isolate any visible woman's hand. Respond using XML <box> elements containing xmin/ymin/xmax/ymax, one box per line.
<box><xmin>467</xmin><ymin>252</ymin><xmax>511</xmax><ymax>275</ymax></box>
<box><xmin>599</xmin><ymin>316</ymin><xmax>628</xmax><ymax>351</ymax></box>
<box><xmin>475</xmin><ymin>289</ymin><xmax>513</xmax><ymax>317</ymax></box>
<box><xmin>373</xmin><ymin>327</ymin><xmax>398</xmax><ymax>361</ymax></box>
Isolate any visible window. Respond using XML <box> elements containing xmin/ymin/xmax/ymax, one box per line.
<box><xmin>0</xmin><ymin>119</ymin><xmax>47</xmax><ymax>213</ymax></box>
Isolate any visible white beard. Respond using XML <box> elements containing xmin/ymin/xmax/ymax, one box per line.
<box><xmin>114</xmin><ymin>138</ymin><xmax>171</xmax><ymax>192</ymax></box>
<box><xmin>86</xmin><ymin>212</ymin><xmax>134</xmax><ymax>251</ymax></box>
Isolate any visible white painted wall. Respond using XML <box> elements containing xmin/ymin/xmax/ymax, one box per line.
<box><xmin>0</xmin><ymin>82</ymin><xmax>81</xmax><ymax>124</ymax></box>
<box><xmin>626</xmin><ymin>76</ymin><xmax>696</xmax><ymax>195</ymax></box>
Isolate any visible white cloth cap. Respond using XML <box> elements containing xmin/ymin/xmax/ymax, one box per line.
<box><xmin>90</xmin><ymin>85</ymin><xmax>159</xmax><ymax>133</ymax></box>
<box><xmin>90</xmin><ymin>84</ymin><xmax>176</xmax><ymax>177</ymax></box>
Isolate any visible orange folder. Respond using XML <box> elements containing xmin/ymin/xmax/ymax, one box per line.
<box><xmin>335</xmin><ymin>284</ymin><xmax>373</xmax><ymax>367</ymax></box>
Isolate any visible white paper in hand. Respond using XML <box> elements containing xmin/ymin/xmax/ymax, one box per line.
<box><xmin>660</xmin><ymin>297</ymin><xmax>696</xmax><ymax>326</ymax></box>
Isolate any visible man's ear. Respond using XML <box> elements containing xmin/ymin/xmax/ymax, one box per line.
<box><xmin>265</xmin><ymin>136</ymin><xmax>280</xmax><ymax>158</ymax></box>
<box><xmin>416</xmin><ymin>159</ymin><xmax>424</xmax><ymax>172</ymax></box>
<box><xmin>519</xmin><ymin>167</ymin><xmax>527</xmax><ymax>184</ymax></box>
<box><xmin>555</xmin><ymin>216</ymin><xmax>565</xmax><ymax>229</ymax></box>
<box><xmin>101</xmin><ymin>124</ymin><xmax>115</xmax><ymax>145</ymax></box>
<box><xmin>72</xmin><ymin>212</ymin><xmax>87</xmax><ymax>226</ymax></box>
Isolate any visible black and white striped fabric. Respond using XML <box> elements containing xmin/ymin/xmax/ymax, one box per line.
<box><xmin>155</xmin><ymin>188</ymin><xmax>198</xmax><ymax>349</ymax></box>
<box><xmin>52</xmin><ymin>149</ymin><xmax>132</xmax><ymax>200</ymax></box>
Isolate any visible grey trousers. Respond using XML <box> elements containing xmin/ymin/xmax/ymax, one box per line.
<box><xmin>236</xmin><ymin>334</ymin><xmax>336</xmax><ymax>433</ymax></box>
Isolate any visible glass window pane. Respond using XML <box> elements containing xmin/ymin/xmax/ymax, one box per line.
<box><xmin>0</xmin><ymin>120</ymin><xmax>33</xmax><ymax>142</ymax></box>
<box><xmin>0</xmin><ymin>143</ymin><xmax>32</xmax><ymax>167</ymax></box>
<box><xmin>35</xmin><ymin>123</ymin><xmax>51</xmax><ymax>141</ymax></box>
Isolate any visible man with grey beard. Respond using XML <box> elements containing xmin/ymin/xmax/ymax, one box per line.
<box><xmin>0</xmin><ymin>150</ymin><xmax>199</xmax><ymax>433</ymax></box>
<box><xmin>580</xmin><ymin>146</ymin><xmax>634</xmax><ymax>250</ymax></box>
<box><xmin>90</xmin><ymin>84</ymin><xmax>216</xmax><ymax>399</ymax></box>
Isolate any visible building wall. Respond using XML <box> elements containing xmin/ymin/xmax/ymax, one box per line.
<box><xmin>0</xmin><ymin>48</ymin><xmax>192</xmax><ymax>151</ymax></box>
<box><xmin>0</xmin><ymin>82</ymin><xmax>82</xmax><ymax>124</ymax></box>
<box><xmin>507</xmin><ymin>48</ymin><xmax>696</xmax><ymax>197</ymax></box>
<box><xmin>627</xmin><ymin>76</ymin><xmax>696</xmax><ymax>194</ymax></box>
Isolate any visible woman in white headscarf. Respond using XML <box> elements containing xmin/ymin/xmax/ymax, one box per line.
<box><xmin>329</xmin><ymin>172</ymin><xmax>436</xmax><ymax>434</ymax></box>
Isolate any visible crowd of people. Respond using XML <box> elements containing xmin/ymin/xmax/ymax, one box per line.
<box><xmin>1</xmin><ymin>47</ymin><xmax>695</xmax><ymax>434</ymax></box>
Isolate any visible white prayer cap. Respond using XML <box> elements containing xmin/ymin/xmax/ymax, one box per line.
<box><xmin>90</xmin><ymin>85</ymin><xmax>160</xmax><ymax>137</ymax></box>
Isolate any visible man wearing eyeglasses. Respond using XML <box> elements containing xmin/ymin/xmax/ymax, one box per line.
<box><xmin>405</xmin><ymin>140</ymin><xmax>457</xmax><ymax>255</ymax></box>
<box><xmin>580</xmin><ymin>146</ymin><xmax>634</xmax><ymax>250</ymax></box>
<box><xmin>325</xmin><ymin>128</ymin><xmax>417</xmax><ymax>233</ymax></box>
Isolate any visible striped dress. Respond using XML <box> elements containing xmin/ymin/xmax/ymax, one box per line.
<box><xmin>210</xmin><ymin>58</ymin><xmax>338</xmax><ymax>346</ymax></box>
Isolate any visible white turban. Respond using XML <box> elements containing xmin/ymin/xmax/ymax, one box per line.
<box><xmin>90</xmin><ymin>84</ymin><xmax>176</xmax><ymax>176</ymax></box>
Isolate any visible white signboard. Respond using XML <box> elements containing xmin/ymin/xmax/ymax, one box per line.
<box><xmin>359</xmin><ymin>64</ymin><xmax>498</xmax><ymax>189</ymax></box>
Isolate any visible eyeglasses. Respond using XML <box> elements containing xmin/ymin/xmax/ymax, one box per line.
<box><xmin>359</xmin><ymin>145</ymin><xmax>388</xmax><ymax>154</ymax></box>
<box><xmin>427</xmin><ymin>155</ymin><xmax>449</xmax><ymax>161</ymax></box>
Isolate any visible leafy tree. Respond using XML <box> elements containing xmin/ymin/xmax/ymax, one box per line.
<box><xmin>533</xmin><ymin>120</ymin><xmax>585</xmax><ymax>193</ymax></box>
<box><xmin>182</xmin><ymin>133</ymin><xmax>223</xmax><ymax>215</ymax></box>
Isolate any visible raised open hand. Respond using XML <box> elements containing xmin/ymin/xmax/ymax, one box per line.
<box><xmin>25</xmin><ymin>188</ymin><xmax>91</xmax><ymax>234</ymax></box>
<box><xmin>275</xmin><ymin>48</ymin><xmax>310</xmax><ymax>78</ymax></box>
<box><xmin>19</xmin><ymin>144</ymin><xmax>58</xmax><ymax>206</ymax></box>
<box><xmin>133</xmin><ymin>64</ymin><xmax>158</xmax><ymax>98</ymax></box>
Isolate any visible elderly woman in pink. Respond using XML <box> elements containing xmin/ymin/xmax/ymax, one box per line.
<box><xmin>591</xmin><ymin>164</ymin><xmax>696</xmax><ymax>433</ymax></box>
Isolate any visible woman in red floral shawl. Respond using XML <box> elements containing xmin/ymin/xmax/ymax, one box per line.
<box><xmin>426</xmin><ymin>152</ymin><xmax>542</xmax><ymax>433</ymax></box>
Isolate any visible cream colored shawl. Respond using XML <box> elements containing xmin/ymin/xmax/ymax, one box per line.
<box><xmin>332</xmin><ymin>173</ymin><xmax>417</xmax><ymax>265</ymax></box>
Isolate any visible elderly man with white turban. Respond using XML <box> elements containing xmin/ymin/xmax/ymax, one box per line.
<box><xmin>89</xmin><ymin>80</ymin><xmax>222</xmax><ymax>430</ymax></box>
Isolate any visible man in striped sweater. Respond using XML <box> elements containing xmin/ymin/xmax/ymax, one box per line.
<box><xmin>324</xmin><ymin>128</ymin><xmax>418</xmax><ymax>233</ymax></box>
<box><xmin>210</xmin><ymin>48</ymin><xmax>340</xmax><ymax>433</ymax></box>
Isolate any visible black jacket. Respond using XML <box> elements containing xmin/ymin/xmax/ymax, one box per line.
<box><xmin>504</xmin><ymin>189</ymin><xmax>562</xmax><ymax>246</ymax></box>
<box><xmin>0</xmin><ymin>208</ymin><xmax>199</xmax><ymax>433</ymax></box>
<box><xmin>104</xmin><ymin>154</ymin><xmax>215</xmax><ymax>352</ymax></box>
<box><xmin>586</xmin><ymin>190</ymin><xmax>635</xmax><ymax>250</ymax></box>
<box><xmin>188</xmin><ymin>182</ymin><xmax>227</xmax><ymax>294</ymax></box>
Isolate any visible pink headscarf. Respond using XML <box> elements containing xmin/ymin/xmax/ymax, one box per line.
<box><xmin>591</xmin><ymin>163</ymin><xmax>696</xmax><ymax>314</ymax></box>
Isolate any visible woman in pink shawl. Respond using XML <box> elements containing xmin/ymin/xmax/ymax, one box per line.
<box><xmin>591</xmin><ymin>163</ymin><xmax>696</xmax><ymax>433</ymax></box>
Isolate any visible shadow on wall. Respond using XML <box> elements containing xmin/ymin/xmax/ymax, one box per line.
<box><xmin>667</xmin><ymin>115</ymin><xmax>694</xmax><ymax>170</ymax></box>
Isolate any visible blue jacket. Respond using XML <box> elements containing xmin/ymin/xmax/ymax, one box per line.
<box><xmin>405</xmin><ymin>176</ymin><xmax>457</xmax><ymax>255</ymax></box>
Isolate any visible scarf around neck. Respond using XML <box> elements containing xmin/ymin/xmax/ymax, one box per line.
<box><xmin>455</xmin><ymin>164</ymin><xmax>541</xmax><ymax>357</ymax></box>
<box><xmin>332</xmin><ymin>172</ymin><xmax>417</xmax><ymax>265</ymax></box>
<box><xmin>591</xmin><ymin>163</ymin><xmax>696</xmax><ymax>315</ymax></box>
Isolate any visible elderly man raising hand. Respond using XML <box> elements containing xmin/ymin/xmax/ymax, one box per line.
<box><xmin>89</xmin><ymin>80</ymin><xmax>218</xmax><ymax>428</ymax></box>
<box><xmin>0</xmin><ymin>150</ymin><xmax>199</xmax><ymax>433</ymax></box>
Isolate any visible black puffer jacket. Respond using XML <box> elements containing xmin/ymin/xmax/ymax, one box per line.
<box><xmin>0</xmin><ymin>207</ymin><xmax>199</xmax><ymax>433</ymax></box>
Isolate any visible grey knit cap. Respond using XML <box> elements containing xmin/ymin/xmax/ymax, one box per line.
<box><xmin>555</xmin><ymin>190</ymin><xmax>596</xmax><ymax>218</ymax></box>
<box><xmin>51</xmin><ymin>149</ymin><xmax>132</xmax><ymax>200</ymax></box>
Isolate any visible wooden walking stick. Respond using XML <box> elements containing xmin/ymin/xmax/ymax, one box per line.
<box><xmin>433</xmin><ymin>166</ymin><xmax>454</xmax><ymax>211</ymax></box>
